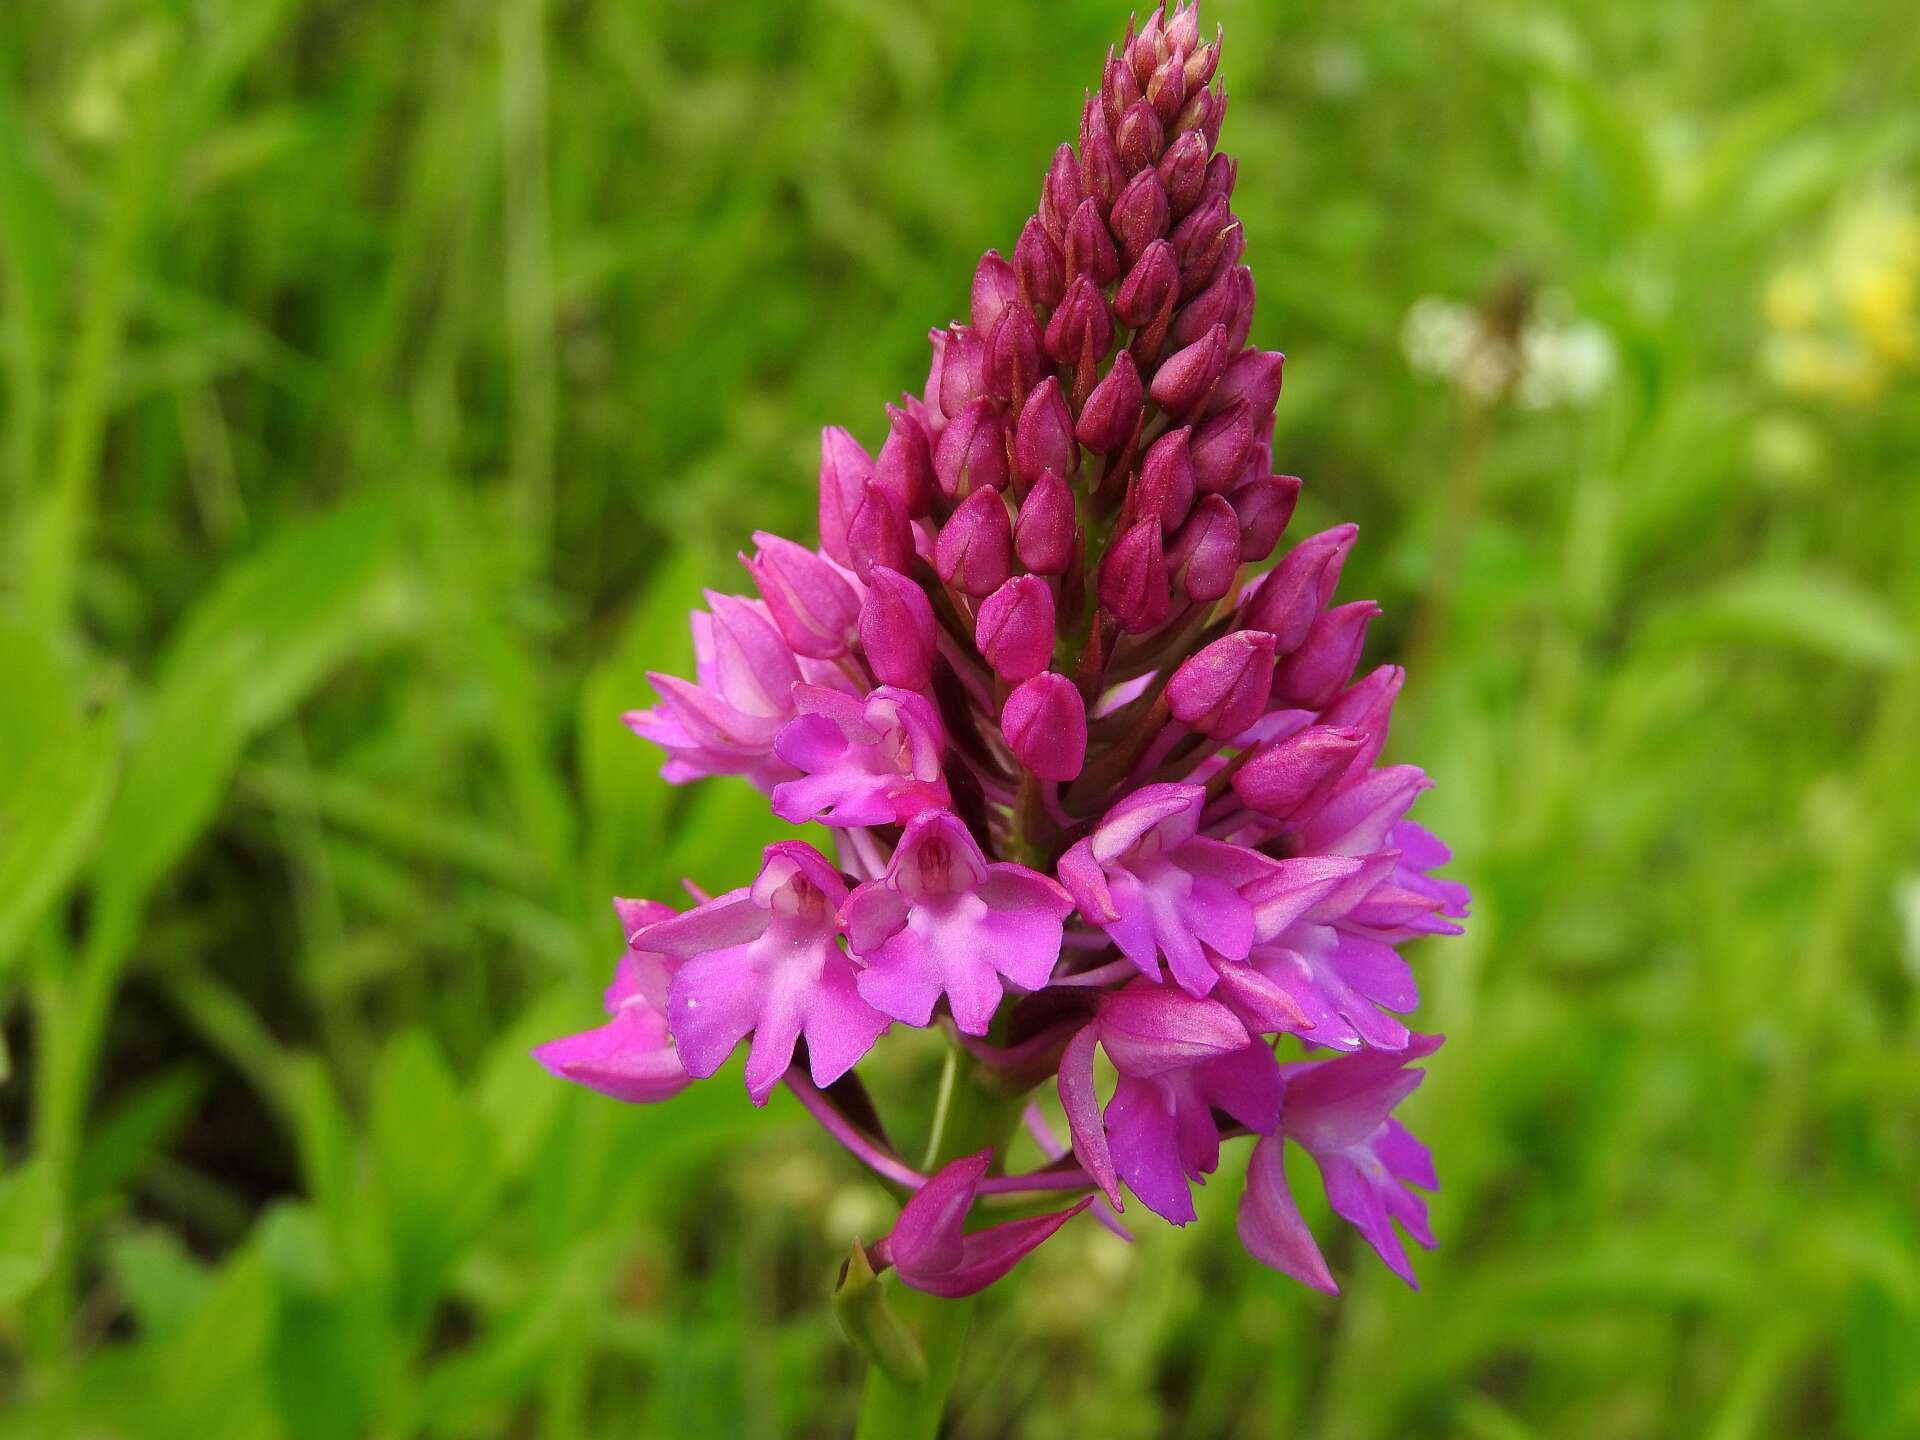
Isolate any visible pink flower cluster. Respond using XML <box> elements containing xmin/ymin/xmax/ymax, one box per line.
<box><xmin>539</xmin><ymin>1</ymin><xmax>1466</xmax><ymax>1300</ymax></box>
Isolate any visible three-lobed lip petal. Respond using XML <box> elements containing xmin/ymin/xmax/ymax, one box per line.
<box><xmin>642</xmin><ymin>844</ymin><xmax>891</xmax><ymax>1105</ymax></box>
<box><xmin>842</xmin><ymin>811</ymin><xmax>1073</xmax><ymax>1035</ymax></box>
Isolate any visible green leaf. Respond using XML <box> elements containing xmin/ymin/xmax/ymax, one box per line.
<box><xmin>259</xmin><ymin>1202</ymin><xmax>388</xmax><ymax>1440</ymax></box>
<box><xmin>1676</xmin><ymin>569</ymin><xmax>1913</xmax><ymax>669</ymax></box>
<box><xmin>0</xmin><ymin>698</ymin><xmax>120</xmax><ymax>977</ymax></box>
<box><xmin>75</xmin><ymin>1063</ymin><xmax>209</xmax><ymax>1209</ymax></box>
<box><xmin>0</xmin><ymin>1160</ymin><xmax>61</xmax><ymax>1310</ymax></box>
<box><xmin>286</xmin><ymin>1056</ymin><xmax>357</xmax><ymax>1252</ymax></box>
<box><xmin>473</xmin><ymin>987</ymin><xmax>583</xmax><ymax>1180</ymax></box>
<box><xmin>835</xmin><ymin>1240</ymin><xmax>927</xmax><ymax>1385</ymax></box>
<box><xmin>0</xmin><ymin>614</ymin><xmax>72</xmax><ymax>775</ymax></box>
<box><xmin>145</xmin><ymin>1245</ymin><xmax>282</xmax><ymax>1438</ymax></box>
<box><xmin>415</xmin><ymin>1240</ymin><xmax>610</xmax><ymax>1436</ymax></box>
<box><xmin>95</xmin><ymin>498</ymin><xmax>410</xmax><ymax>908</ymax></box>
<box><xmin>106</xmin><ymin>1226</ymin><xmax>212</xmax><ymax>1340</ymax></box>
<box><xmin>370</xmin><ymin>1031</ymin><xmax>499</xmax><ymax>1328</ymax></box>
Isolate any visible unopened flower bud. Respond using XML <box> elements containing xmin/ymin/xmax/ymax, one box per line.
<box><xmin>1080</xmin><ymin>85</ymin><xmax>1109</xmax><ymax>151</ymax></box>
<box><xmin>1166</xmin><ymin>494</ymin><xmax>1240</xmax><ymax>603</ymax></box>
<box><xmin>1232</xmin><ymin>724</ymin><xmax>1365</xmax><ymax>820</ymax></box>
<box><xmin>1209</xmin><ymin>347</ymin><xmax>1285</xmax><ymax>423</ymax></box>
<box><xmin>1116</xmin><ymin>100</ymin><xmax>1165</xmax><ymax>173</ymax></box>
<box><xmin>875</xmin><ymin>1151</ymin><xmax>1090</xmax><ymax>1299</ymax></box>
<box><xmin>1146</xmin><ymin>49</ymin><xmax>1189</xmax><ymax>125</ymax></box>
<box><xmin>1223</xmin><ymin>279</ymin><xmax>1256</xmax><ymax>355</ymax></box>
<box><xmin>860</xmin><ymin>566</ymin><xmax>937</xmax><ymax>690</ymax></box>
<box><xmin>1099</xmin><ymin>517</ymin><xmax>1172</xmax><ymax>634</ymax></box>
<box><xmin>1136</xmin><ymin>426</ymin><xmax>1197</xmax><ymax>530</ymax></box>
<box><xmin>1042</xmin><ymin>143</ymin><xmax>1084</xmax><ymax>240</ymax></box>
<box><xmin>1171</xmin><ymin>194</ymin><xmax>1242</xmax><ymax>294</ymax></box>
<box><xmin>1198</xmin><ymin>152</ymin><xmax>1237</xmax><ymax>209</ymax></box>
<box><xmin>847</xmin><ymin>480</ymin><xmax>914</xmax><ymax>580</ymax></box>
<box><xmin>934</xmin><ymin>397</ymin><xmax>1010</xmax><ymax>499</ymax></box>
<box><xmin>1045</xmin><ymin>275</ymin><xmax>1114</xmax><ymax>369</ymax></box>
<box><xmin>1200</xmin><ymin>84</ymin><xmax>1229</xmax><ymax>150</ymax></box>
<box><xmin>971</xmin><ymin>251</ymin><xmax>1020</xmax><ymax>338</ymax></box>
<box><xmin>875</xmin><ymin>404</ymin><xmax>935</xmax><ymax>516</ymax></box>
<box><xmin>1242</xmin><ymin>524</ymin><xmax>1357</xmax><ymax>650</ymax></box>
<box><xmin>1127</xmin><ymin>11</ymin><xmax>1163</xmax><ymax>83</ymax></box>
<box><xmin>939</xmin><ymin>325</ymin><xmax>989</xmax><ymax>416</ymax></box>
<box><xmin>1080</xmin><ymin>125</ymin><xmax>1127</xmax><ymax>210</ymax></box>
<box><xmin>1001</xmin><ymin>673</ymin><xmax>1087</xmax><ymax>781</ymax></box>
<box><xmin>1103</xmin><ymin>47</ymin><xmax>1141</xmax><ymax>124</ymax></box>
<box><xmin>1156</xmin><ymin>130</ymin><xmax>1210</xmax><ymax>216</ymax></box>
<box><xmin>921</xmin><ymin>327</ymin><xmax>948</xmax><ymax>422</ymax></box>
<box><xmin>1172</xmin><ymin>263</ymin><xmax>1253</xmax><ymax>350</ymax></box>
<box><xmin>1076</xmin><ymin>350</ymin><xmax>1144</xmax><ymax>454</ymax></box>
<box><xmin>1114</xmin><ymin>239</ymin><xmax>1180</xmax><ymax>328</ymax></box>
<box><xmin>1110</xmin><ymin>170</ymin><xmax>1171</xmax><ymax>266</ymax></box>
<box><xmin>1166</xmin><ymin>3</ymin><xmax>1201</xmax><ymax>53</ymax></box>
<box><xmin>1228</xmin><ymin>473</ymin><xmax>1302</xmax><ymax>561</ymax></box>
<box><xmin>1015</xmin><ymin>216</ymin><xmax>1065</xmax><ymax>310</ymax></box>
<box><xmin>1015</xmin><ymin>469</ymin><xmax>1076</xmax><ymax>574</ymax></box>
<box><xmin>1149</xmin><ymin>322</ymin><xmax>1231</xmax><ymax>415</ymax></box>
<box><xmin>1065</xmin><ymin>198</ymin><xmax>1121</xmax><ymax>288</ymax></box>
<box><xmin>1270</xmin><ymin>600</ymin><xmax>1380</xmax><ymax>711</ymax></box>
<box><xmin>1320</xmin><ymin>663</ymin><xmax>1405</xmax><ymax>774</ymax></box>
<box><xmin>1014</xmin><ymin>376</ymin><xmax>1076</xmax><ymax>486</ymax></box>
<box><xmin>1190</xmin><ymin>400</ymin><xmax>1256</xmax><ymax>494</ymax></box>
<box><xmin>1170</xmin><ymin>192</ymin><xmax>1229</xmax><ymax>271</ymax></box>
<box><xmin>745</xmin><ymin>531</ymin><xmax>861</xmax><ymax>659</ymax></box>
<box><xmin>1168</xmin><ymin>630</ymin><xmax>1278</xmax><ymax>739</ymax></box>
<box><xmin>818</xmin><ymin>426</ymin><xmax>875</xmax><ymax>567</ymax></box>
<box><xmin>935</xmin><ymin>487</ymin><xmax>1014</xmax><ymax>597</ymax></box>
<box><xmin>1184</xmin><ymin>37</ymin><xmax>1220</xmax><ymax>91</ymax></box>
<box><xmin>988</xmin><ymin>305</ymin><xmax>1045</xmax><ymax>407</ymax></box>
<box><xmin>975</xmin><ymin>575</ymin><xmax>1056</xmax><ymax>681</ymax></box>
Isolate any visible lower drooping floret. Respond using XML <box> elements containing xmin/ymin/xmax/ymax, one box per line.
<box><xmin>536</xmin><ymin>1</ymin><xmax>1467</xmax><ymax>1299</ymax></box>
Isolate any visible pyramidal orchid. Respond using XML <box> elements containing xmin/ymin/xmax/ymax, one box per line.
<box><xmin>541</xmin><ymin>1</ymin><xmax>1468</xmax><ymax>1397</ymax></box>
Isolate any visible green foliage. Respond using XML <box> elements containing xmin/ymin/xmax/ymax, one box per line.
<box><xmin>1</xmin><ymin>0</ymin><xmax>1917</xmax><ymax>1436</ymax></box>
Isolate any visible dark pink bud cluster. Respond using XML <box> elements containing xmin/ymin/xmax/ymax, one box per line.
<box><xmin>544</xmin><ymin>3</ymin><xmax>1467</xmax><ymax>1306</ymax></box>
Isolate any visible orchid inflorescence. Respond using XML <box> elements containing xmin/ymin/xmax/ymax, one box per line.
<box><xmin>538</xmin><ymin>1</ymin><xmax>1466</xmax><ymax>1303</ymax></box>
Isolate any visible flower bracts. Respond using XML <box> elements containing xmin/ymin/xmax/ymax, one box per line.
<box><xmin>541</xmin><ymin>1</ymin><xmax>1466</xmax><ymax>1299</ymax></box>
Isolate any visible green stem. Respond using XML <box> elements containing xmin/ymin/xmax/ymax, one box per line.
<box><xmin>20</xmin><ymin>28</ymin><xmax>175</xmax><ymax>633</ymax></box>
<box><xmin>855</xmin><ymin>1288</ymin><xmax>974</xmax><ymax>1440</ymax></box>
<box><xmin>854</xmin><ymin>1043</ymin><xmax>1023</xmax><ymax>1439</ymax></box>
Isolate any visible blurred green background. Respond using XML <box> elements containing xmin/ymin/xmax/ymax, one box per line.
<box><xmin>3</xmin><ymin>0</ymin><xmax>1918</xmax><ymax>1435</ymax></box>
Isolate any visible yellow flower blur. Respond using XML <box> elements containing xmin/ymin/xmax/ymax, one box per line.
<box><xmin>1764</xmin><ymin>190</ymin><xmax>1920</xmax><ymax>405</ymax></box>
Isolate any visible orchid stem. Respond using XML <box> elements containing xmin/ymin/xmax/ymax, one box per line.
<box><xmin>855</xmin><ymin>1040</ymin><xmax>1025</xmax><ymax>1440</ymax></box>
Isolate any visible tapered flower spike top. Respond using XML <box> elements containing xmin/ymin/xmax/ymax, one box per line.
<box><xmin>546</xmin><ymin>1</ymin><xmax>1467</xmax><ymax>1317</ymax></box>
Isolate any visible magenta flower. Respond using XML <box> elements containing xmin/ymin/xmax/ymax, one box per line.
<box><xmin>844</xmin><ymin>811</ymin><xmax>1073</xmax><ymax>1034</ymax></box>
<box><xmin>1058</xmin><ymin>783</ymin><xmax>1279</xmax><ymax>995</ymax></box>
<box><xmin>743</xmin><ymin>532</ymin><xmax>862</xmax><ymax>660</ymax></box>
<box><xmin>771</xmin><ymin>684</ymin><xmax>950</xmax><ymax>827</ymax></box>
<box><xmin>872</xmin><ymin>1151</ymin><xmax>1092</xmax><ymax>1298</ymax></box>
<box><xmin>622</xmin><ymin>593</ymin><xmax>801</xmax><ymax>788</ymax></box>
<box><xmin>642</xmin><ymin>843</ymin><xmax>890</xmax><ymax>1104</ymax></box>
<box><xmin>546</xmin><ymin>2</ymin><xmax>1471</xmax><ymax>1326</ymax></box>
<box><xmin>1057</xmin><ymin>982</ymin><xmax>1283</xmax><ymax>1223</ymax></box>
<box><xmin>532</xmin><ymin>899</ymin><xmax>691</xmax><ymax>1104</ymax></box>
<box><xmin>1238</xmin><ymin>1035</ymin><xmax>1443</xmax><ymax>1292</ymax></box>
